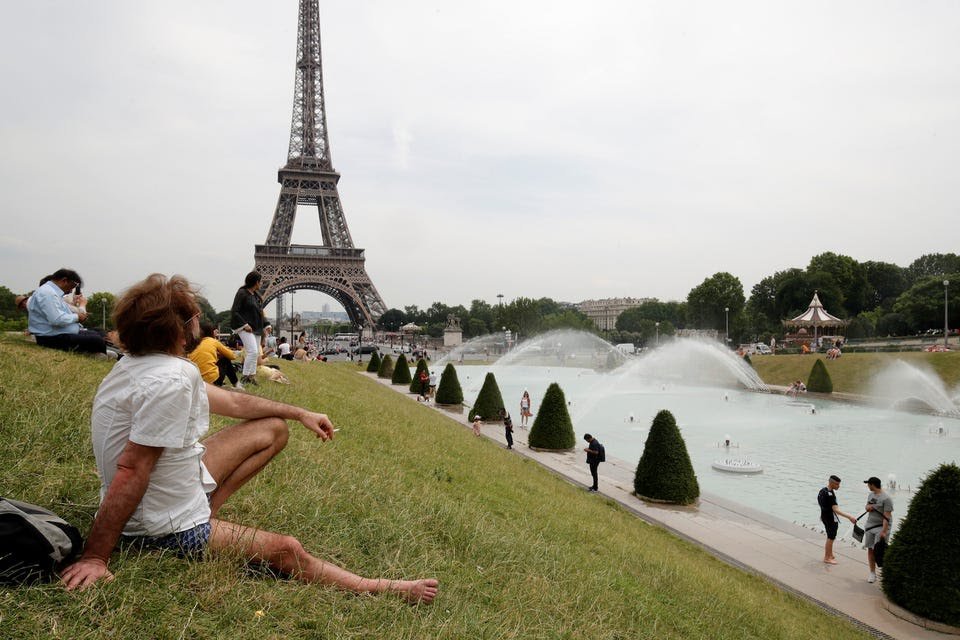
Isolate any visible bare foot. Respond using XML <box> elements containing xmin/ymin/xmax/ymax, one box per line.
<box><xmin>824</xmin><ymin>558</ymin><xmax>838</xmax><ymax>565</ymax></box>
<box><xmin>392</xmin><ymin>579</ymin><xmax>439</xmax><ymax>604</ymax></box>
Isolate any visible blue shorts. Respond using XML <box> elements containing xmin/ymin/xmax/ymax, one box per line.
<box><xmin>122</xmin><ymin>522</ymin><xmax>211</xmax><ymax>559</ymax></box>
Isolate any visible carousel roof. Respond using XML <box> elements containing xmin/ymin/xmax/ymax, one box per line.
<box><xmin>784</xmin><ymin>292</ymin><xmax>846</xmax><ymax>327</ymax></box>
<box><xmin>400</xmin><ymin>322</ymin><xmax>422</xmax><ymax>331</ymax></box>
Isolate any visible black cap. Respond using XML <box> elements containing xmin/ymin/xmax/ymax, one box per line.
<box><xmin>864</xmin><ymin>476</ymin><xmax>882</xmax><ymax>488</ymax></box>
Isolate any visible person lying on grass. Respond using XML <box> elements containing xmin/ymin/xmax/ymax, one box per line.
<box><xmin>60</xmin><ymin>273</ymin><xmax>438</xmax><ymax>604</ymax></box>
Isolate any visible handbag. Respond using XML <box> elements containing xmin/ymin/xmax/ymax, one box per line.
<box><xmin>851</xmin><ymin>512</ymin><xmax>866</xmax><ymax>543</ymax></box>
<box><xmin>874</xmin><ymin>536</ymin><xmax>888</xmax><ymax>568</ymax></box>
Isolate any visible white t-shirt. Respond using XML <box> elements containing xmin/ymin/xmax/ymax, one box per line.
<box><xmin>91</xmin><ymin>353</ymin><xmax>214</xmax><ymax>536</ymax></box>
<box><xmin>278</xmin><ymin>342</ymin><xmax>291</xmax><ymax>356</ymax></box>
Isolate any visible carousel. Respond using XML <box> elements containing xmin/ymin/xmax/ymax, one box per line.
<box><xmin>783</xmin><ymin>291</ymin><xmax>847</xmax><ymax>353</ymax></box>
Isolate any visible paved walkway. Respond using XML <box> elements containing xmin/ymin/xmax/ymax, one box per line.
<box><xmin>369</xmin><ymin>374</ymin><xmax>948</xmax><ymax>639</ymax></box>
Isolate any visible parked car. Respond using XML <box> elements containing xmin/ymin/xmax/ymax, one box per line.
<box><xmin>352</xmin><ymin>345</ymin><xmax>379</xmax><ymax>355</ymax></box>
<box><xmin>754</xmin><ymin>343</ymin><xmax>772</xmax><ymax>355</ymax></box>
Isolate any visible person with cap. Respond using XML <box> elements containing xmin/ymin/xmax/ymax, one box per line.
<box><xmin>863</xmin><ymin>476</ymin><xmax>893</xmax><ymax>583</ymax></box>
<box><xmin>583</xmin><ymin>434</ymin><xmax>605</xmax><ymax>493</ymax></box>
<box><xmin>817</xmin><ymin>475</ymin><xmax>857</xmax><ymax>564</ymax></box>
<box><xmin>472</xmin><ymin>414</ymin><xmax>483</xmax><ymax>437</ymax></box>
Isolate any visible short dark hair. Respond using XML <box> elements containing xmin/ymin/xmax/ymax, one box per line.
<box><xmin>114</xmin><ymin>274</ymin><xmax>200</xmax><ymax>356</ymax></box>
<box><xmin>583</xmin><ymin>433</ymin><xmax>593</xmax><ymax>441</ymax></box>
<box><xmin>199</xmin><ymin>321</ymin><xmax>216</xmax><ymax>338</ymax></box>
<box><xmin>829</xmin><ymin>475</ymin><xmax>841</xmax><ymax>483</ymax></box>
<box><xmin>50</xmin><ymin>268</ymin><xmax>82</xmax><ymax>286</ymax></box>
<box><xmin>244</xmin><ymin>271</ymin><xmax>262</xmax><ymax>289</ymax></box>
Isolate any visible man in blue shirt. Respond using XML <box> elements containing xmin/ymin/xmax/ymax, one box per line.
<box><xmin>27</xmin><ymin>268</ymin><xmax>107</xmax><ymax>354</ymax></box>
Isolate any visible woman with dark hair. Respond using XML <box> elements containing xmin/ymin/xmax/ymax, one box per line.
<box><xmin>230</xmin><ymin>271</ymin><xmax>265</xmax><ymax>386</ymax></box>
<box><xmin>188</xmin><ymin>322</ymin><xmax>243</xmax><ymax>390</ymax></box>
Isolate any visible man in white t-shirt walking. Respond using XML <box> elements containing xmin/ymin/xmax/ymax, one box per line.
<box><xmin>60</xmin><ymin>273</ymin><xmax>438</xmax><ymax>605</ymax></box>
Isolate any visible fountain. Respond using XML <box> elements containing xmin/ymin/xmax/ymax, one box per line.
<box><xmin>868</xmin><ymin>360</ymin><xmax>960</xmax><ymax>417</ymax></box>
<box><xmin>448</xmin><ymin>335</ymin><xmax>960</xmax><ymax>526</ymax></box>
<box><xmin>495</xmin><ymin>329</ymin><xmax>628</xmax><ymax>369</ymax></box>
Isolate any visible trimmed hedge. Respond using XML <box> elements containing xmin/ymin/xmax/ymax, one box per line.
<box><xmin>882</xmin><ymin>463</ymin><xmax>960</xmax><ymax>626</ymax></box>
<box><xmin>377</xmin><ymin>354</ymin><xmax>394</xmax><ymax>379</ymax></box>
<box><xmin>634</xmin><ymin>409</ymin><xmax>699</xmax><ymax>505</ymax></box>
<box><xmin>528</xmin><ymin>382</ymin><xmax>575</xmax><ymax>450</ymax></box>
<box><xmin>366</xmin><ymin>350</ymin><xmax>381</xmax><ymax>373</ymax></box>
<box><xmin>392</xmin><ymin>354</ymin><xmax>412</xmax><ymax>385</ymax></box>
<box><xmin>409</xmin><ymin>358</ymin><xmax>430</xmax><ymax>394</ymax></box>
<box><xmin>806</xmin><ymin>359</ymin><xmax>833</xmax><ymax>393</ymax></box>
<box><xmin>469</xmin><ymin>372</ymin><xmax>505</xmax><ymax>422</ymax></box>
<box><xmin>434</xmin><ymin>363</ymin><xmax>463</xmax><ymax>405</ymax></box>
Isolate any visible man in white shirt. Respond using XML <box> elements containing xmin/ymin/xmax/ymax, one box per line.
<box><xmin>60</xmin><ymin>273</ymin><xmax>438</xmax><ymax>605</ymax></box>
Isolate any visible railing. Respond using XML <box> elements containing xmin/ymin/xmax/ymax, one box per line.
<box><xmin>255</xmin><ymin>244</ymin><xmax>365</xmax><ymax>259</ymax></box>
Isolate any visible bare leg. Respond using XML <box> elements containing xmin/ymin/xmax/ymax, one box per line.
<box><xmin>824</xmin><ymin>539</ymin><xmax>837</xmax><ymax>563</ymax></box>
<box><xmin>209</xmin><ymin>519</ymin><xmax>439</xmax><ymax>604</ymax></box>
<box><xmin>867</xmin><ymin>548</ymin><xmax>876</xmax><ymax>572</ymax></box>
<box><xmin>201</xmin><ymin>417</ymin><xmax>289</xmax><ymax>517</ymax></box>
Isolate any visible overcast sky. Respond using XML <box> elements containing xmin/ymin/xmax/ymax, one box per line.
<box><xmin>2</xmin><ymin>1</ymin><xmax>958</xmax><ymax>314</ymax></box>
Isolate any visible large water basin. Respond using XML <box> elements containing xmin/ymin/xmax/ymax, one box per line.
<box><xmin>456</xmin><ymin>363</ymin><xmax>960</xmax><ymax>527</ymax></box>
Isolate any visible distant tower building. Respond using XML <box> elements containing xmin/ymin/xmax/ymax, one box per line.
<box><xmin>578</xmin><ymin>297</ymin><xmax>652</xmax><ymax>331</ymax></box>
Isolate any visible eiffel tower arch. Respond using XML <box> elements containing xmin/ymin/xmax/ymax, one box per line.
<box><xmin>253</xmin><ymin>0</ymin><xmax>387</xmax><ymax>329</ymax></box>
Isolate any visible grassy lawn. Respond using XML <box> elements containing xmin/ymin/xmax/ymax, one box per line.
<box><xmin>0</xmin><ymin>335</ymin><xmax>872</xmax><ymax>639</ymax></box>
<box><xmin>751</xmin><ymin>351</ymin><xmax>960</xmax><ymax>394</ymax></box>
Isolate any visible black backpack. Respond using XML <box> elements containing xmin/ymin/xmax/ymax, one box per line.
<box><xmin>0</xmin><ymin>498</ymin><xmax>83</xmax><ymax>585</ymax></box>
<box><xmin>597</xmin><ymin>442</ymin><xmax>606</xmax><ymax>462</ymax></box>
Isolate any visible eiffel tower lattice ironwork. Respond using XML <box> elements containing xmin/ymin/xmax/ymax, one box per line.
<box><xmin>253</xmin><ymin>0</ymin><xmax>387</xmax><ymax>328</ymax></box>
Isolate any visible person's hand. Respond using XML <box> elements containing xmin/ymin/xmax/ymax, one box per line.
<box><xmin>880</xmin><ymin>530</ymin><xmax>888</xmax><ymax>539</ymax></box>
<box><xmin>242</xmin><ymin>324</ymin><xmax>252</xmax><ymax>332</ymax></box>
<box><xmin>77</xmin><ymin>310</ymin><xmax>89</xmax><ymax>322</ymax></box>
<box><xmin>75</xmin><ymin>294</ymin><xmax>87</xmax><ymax>307</ymax></box>
<box><xmin>848</xmin><ymin>515</ymin><xmax>857</xmax><ymax>524</ymax></box>
<box><xmin>866</xmin><ymin>504</ymin><xmax>874</xmax><ymax>512</ymax></box>
<box><xmin>60</xmin><ymin>557</ymin><xmax>114</xmax><ymax>591</ymax></box>
<box><xmin>299</xmin><ymin>410</ymin><xmax>335</xmax><ymax>441</ymax></box>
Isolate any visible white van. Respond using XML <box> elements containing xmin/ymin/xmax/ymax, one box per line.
<box><xmin>615</xmin><ymin>343</ymin><xmax>636</xmax><ymax>355</ymax></box>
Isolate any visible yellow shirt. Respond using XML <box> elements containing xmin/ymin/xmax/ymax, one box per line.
<box><xmin>188</xmin><ymin>337</ymin><xmax>237</xmax><ymax>383</ymax></box>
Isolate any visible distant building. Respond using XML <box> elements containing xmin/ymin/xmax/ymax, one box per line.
<box><xmin>578</xmin><ymin>297</ymin><xmax>652</xmax><ymax>331</ymax></box>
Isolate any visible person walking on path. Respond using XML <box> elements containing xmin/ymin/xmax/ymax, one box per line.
<box><xmin>418</xmin><ymin>369</ymin><xmax>430</xmax><ymax>401</ymax></box>
<box><xmin>230</xmin><ymin>271</ymin><xmax>266</xmax><ymax>386</ymax></box>
<box><xmin>60</xmin><ymin>273</ymin><xmax>438</xmax><ymax>604</ymax></box>
<box><xmin>519</xmin><ymin>391</ymin><xmax>532</xmax><ymax>428</ymax></box>
<box><xmin>583</xmin><ymin>434</ymin><xmax>605</xmax><ymax>492</ymax></box>
<box><xmin>817</xmin><ymin>475</ymin><xmax>857</xmax><ymax>564</ymax></box>
<box><xmin>863</xmin><ymin>476</ymin><xmax>893</xmax><ymax>584</ymax></box>
<box><xmin>472</xmin><ymin>415</ymin><xmax>483</xmax><ymax>437</ymax></box>
<box><xmin>428</xmin><ymin>370</ymin><xmax>438</xmax><ymax>398</ymax></box>
<box><xmin>499</xmin><ymin>408</ymin><xmax>514</xmax><ymax>450</ymax></box>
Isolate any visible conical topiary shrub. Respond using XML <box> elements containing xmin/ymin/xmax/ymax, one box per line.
<box><xmin>377</xmin><ymin>354</ymin><xmax>394</xmax><ymax>379</ymax></box>
<box><xmin>409</xmin><ymin>358</ymin><xmax>429</xmax><ymax>394</ymax></box>
<box><xmin>434</xmin><ymin>362</ymin><xmax>463</xmax><ymax>405</ymax></box>
<box><xmin>366</xmin><ymin>350</ymin><xmax>381</xmax><ymax>373</ymax></box>
<box><xmin>392</xmin><ymin>353</ymin><xmax>412</xmax><ymax>385</ymax></box>
<box><xmin>882</xmin><ymin>463</ymin><xmax>960</xmax><ymax>626</ymax></box>
<box><xmin>528</xmin><ymin>382</ymin><xmax>575</xmax><ymax>450</ymax></box>
<box><xmin>807</xmin><ymin>359</ymin><xmax>833</xmax><ymax>393</ymax></box>
<box><xmin>469</xmin><ymin>372</ymin><xmax>505</xmax><ymax>421</ymax></box>
<box><xmin>634</xmin><ymin>409</ymin><xmax>699</xmax><ymax>505</ymax></box>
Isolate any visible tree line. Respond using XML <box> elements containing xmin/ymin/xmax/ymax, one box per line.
<box><xmin>2</xmin><ymin>252</ymin><xmax>956</xmax><ymax>345</ymax></box>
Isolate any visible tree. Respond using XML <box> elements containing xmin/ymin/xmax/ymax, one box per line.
<box><xmin>366</xmin><ymin>350</ymin><xmax>381</xmax><ymax>373</ymax></box>
<box><xmin>876</xmin><ymin>312</ymin><xmax>910</xmax><ymax>337</ymax></box>
<box><xmin>465</xmin><ymin>317</ymin><xmax>488</xmax><ymax>338</ymax></box>
<box><xmin>806</xmin><ymin>359</ymin><xmax>833</xmax><ymax>394</ymax></box>
<box><xmin>0</xmin><ymin>286</ymin><xmax>19</xmax><ymax>319</ymax></box>
<box><xmin>86</xmin><ymin>292</ymin><xmax>118</xmax><ymax>331</ymax></box>
<box><xmin>468</xmin><ymin>373</ymin><xmax>505</xmax><ymax>422</ymax></box>
<box><xmin>863</xmin><ymin>261</ymin><xmax>908</xmax><ymax>311</ymax></box>
<box><xmin>377</xmin><ymin>354</ymin><xmax>394</xmax><ymax>379</ymax></box>
<box><xmin>893</xmin><ymin>274</ymin><xmax>960</xmax><ymax>332</ymax></box>
<box><xmin>377</xmin><ymin>308</ymin><xmax>404</xmax><ymax>332</ymax></box>
<box><xmin>528</xmin><ymin>383</ymin><xmax>575</xmax><ymax>450</ymax></box>
<box><xmin>633</xmin><ymin>410</ymin><xmax>699</xmax><ymax>505</ymax></box>
<box><xmin>906</xmin><ymin>253</ymin><xmax>960</xmax><ymax>285</ymax></box>
<box><xmin>391</xmin><ymin>354</ymin><xmax>412</xmax><ymax>385</ymax></box>
<box><xmin>434</xmin><ymin>363</ymin><xmax>463</xmax><ymax>405</ymax></box>
<box><xmin>686</xmin><ymin>272</ymin><xmax>745</xmax><ymax>339</ymax></box>
<box><xmin>882</xmin><ymin>463</ymin><xmax>960</xmax><ymax>626</ymax></box>
<box><xmin>807</xmin><ymin>252</ymin><xmax>869</xmax><ymax>316</ymax></box>
<box><xmin>409</xmin><ymin>358</ymin><xmax>430</xmax><ymax>394</ymax></box>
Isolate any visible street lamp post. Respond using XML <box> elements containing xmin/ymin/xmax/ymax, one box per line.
<box><xmin>290</xmin><ymin>291</ymin><xmax>295</xmax><ymax>345</ymax></box>
<box><xmin>655</xmin><ymin>321</ymin><xmax>660</xmax><ymax>347</ymax></box>
<box><xmin>724</xmin><ymin>307</ymin><xmax>730</xmax><ymax>345</ymax></box>
<box><xmin>944</xmin><ymin>280</ymin><xmax>950</xmax><ymax>349</ymax></box>
<box><xmin>497</xmin><ymin>293</ymin><xmax>504</xmax><ymax>325</ymax></box>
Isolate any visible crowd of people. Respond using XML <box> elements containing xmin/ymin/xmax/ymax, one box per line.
<box><xmin>15</xmin><ymin>268</ymin><xmax>439</xmax><ymax>604</ymax></box>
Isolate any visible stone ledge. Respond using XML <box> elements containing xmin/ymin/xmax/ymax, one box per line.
<box><xmin>882</xmin><ymin>598</ymin><xmax>960</xmax><ymax>635</ymax></box>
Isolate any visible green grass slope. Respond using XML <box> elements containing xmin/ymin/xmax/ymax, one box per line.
<box><xmin>0</xmin><ymin>335</ymin><xmax>870</xmax><ymax>639</ymax></box>
<box><xmin>752</xmin><ymin>351</ymin><xmax>960</xmax><ymax>394</ymax></box>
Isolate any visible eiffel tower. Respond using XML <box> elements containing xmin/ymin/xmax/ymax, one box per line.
<box><xmin>253</xmin><ymin>0</ymin><xmax>387</xmax><ymax>329</ymax></box>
